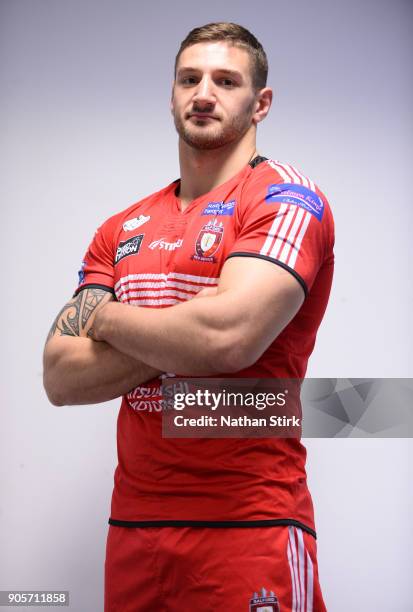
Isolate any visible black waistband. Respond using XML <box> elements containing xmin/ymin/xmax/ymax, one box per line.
<box><xmin>108</xmin><ymin>518</ymin><xmax>316</xmax><ymax>539</ymax></box>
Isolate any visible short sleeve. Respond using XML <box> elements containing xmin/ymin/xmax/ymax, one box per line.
<box><xmin>227</xmin><ymin>174</ymin><xmax>334</xmax><ymax>296</ymax></box>
<box><xmin>73</xmin><ymin>217</ymin><xmax>116</xmax><ymax>297</ymax></box>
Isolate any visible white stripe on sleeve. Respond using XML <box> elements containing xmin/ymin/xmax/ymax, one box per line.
<box><xmin>268</xmin><ymin>206</ymin><xmax>297</xmax><ymax>260</ymax></box>
<box><xmin>260</xmin><ymin>203</ymin><xmax>289</xmax><ymax>257</ymax></box>
<box><xmin>287</xmin><ymin>211</ymin><xmax>312</xmax><ymax>269</ymax></box>
<box><xmin>278</xmin><ymin>208</ymin><xmax>305</xmax><ymax>264</ymax></box>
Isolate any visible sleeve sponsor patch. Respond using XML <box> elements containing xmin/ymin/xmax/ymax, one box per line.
<box><xmin>265</xmin><ymin>183</ymin><xmax>324</xmax><ymax>221</ymax></box>
<box><xmin>77</xmin><ymin>260</ymin><xmax>86</xmax><ymax>285</ymax></box>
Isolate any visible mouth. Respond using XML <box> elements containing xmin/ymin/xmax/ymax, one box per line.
<box><xmin>188</xmin><ymin>113</ymin><xmax>219</xmax><ymax>121</ymax></box>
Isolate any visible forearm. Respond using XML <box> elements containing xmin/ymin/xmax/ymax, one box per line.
<box><xmin>92</xmin><ymin>296</ymin><xmax>243</xmax><ymax>375</ymax></box>
<box><xmin>43</xmin><ymin>335</ymin><xmax>161</xmax><ymax>406</ymax></box>
<box><xmin>92</xmin><ymin>259</ymin><xmax>305</xmax><ymax>376</ymax></box>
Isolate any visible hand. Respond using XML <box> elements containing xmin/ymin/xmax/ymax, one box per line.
<box><xmin>88</xmin><ymin>301</ymin><xmax>118</xmax><ymax>342</ymax></box>
<box><xmin>193</xmin><ymin>287</ymin><xmax>219</xmax><ymax>299</ymax></box>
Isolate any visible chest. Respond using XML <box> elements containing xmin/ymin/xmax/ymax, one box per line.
<box><xmin>113</xmin><ymin>198</ymin><xmax>239</xmax><ymax>305</ymax></box>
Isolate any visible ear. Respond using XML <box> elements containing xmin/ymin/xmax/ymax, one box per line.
<box><xmin>252</xmin><ymin>87</ymin><xmax>273</xmax><ymax>125</ymax></box>
<box><xmin>170</xmin><ymin>81</ymin><xmax>176</xmax><ymax>115</ymax></box>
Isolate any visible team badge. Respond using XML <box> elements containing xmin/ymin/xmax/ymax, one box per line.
<box><xmin>122</xmin><ymin>214</ymin><xmax>150</xmax><ymax>232</ymax></box>
<box><xmin>192</xmin><ymin>219</ymin><xmax>224</xmax><ymax>263</ymax></box>
<box><xmin>249</xmin><ymin>587</ymin><xmax>280</xmax><ymax>612</ymax></box>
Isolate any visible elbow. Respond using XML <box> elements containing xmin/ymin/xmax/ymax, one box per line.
<box><xmin>43</xmin><ymin>349</ymin><xmax>69</xmax><ymax>406</ymax></box>
<box><xmin>48</xmin><ymin>394</ymin><xmax>66</xmax><ymax>407</ymax></box>
<box><xmin>43</xmin><ymin>371</ymin><xmax>66</xmax><ymax>406</ymax></box>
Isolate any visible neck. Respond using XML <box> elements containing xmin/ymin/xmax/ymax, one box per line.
<box><xmin>178</xmin><ymin>127</ymin><xmax>258</xmax><ymax>208</ymax></box>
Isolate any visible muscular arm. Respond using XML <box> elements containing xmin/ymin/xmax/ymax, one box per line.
<box><xmin>91</xmin><ymin>257</ymin><xmax>305</xmax><ymax>375</ymax></box>
<box><xmin>43</xmin><ymin>287</ymin><xmax>161</xmax><ymax>406</ymax></box>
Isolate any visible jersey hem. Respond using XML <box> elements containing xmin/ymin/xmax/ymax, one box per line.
<box><xmin>226</xmin><ymin>252</ymin><xmax>308</xmax><ymax>297</ymax></box>
<box><xmin>108</xmin><ymin>518</ymin><xmax>317</xmax><ymax>539</ymax></box>
<box><xmin>73</xmin><ymin>283</ymin><xmax>116</xmax><ymax>298</ymax></box>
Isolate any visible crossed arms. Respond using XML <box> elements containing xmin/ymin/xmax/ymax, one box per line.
<box><xmin>43</xmin><ymin>287</ymin><xmax>161</xmax><ymax>405</ymax></box>
<box><xmin>43</xmin><ymin>256</ymin><xmax>304</xmax><ymax>406</ymax></box>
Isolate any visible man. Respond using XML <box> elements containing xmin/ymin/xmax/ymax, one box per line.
<box><xmin>44</xmin><ymin>22</ymin><xmax>333</xmax><ymax>611</ymax></box>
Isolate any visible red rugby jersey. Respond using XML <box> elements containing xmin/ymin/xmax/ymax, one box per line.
<box><xmin>75</xmin><ymin>157</ymin><xmax>334</xmax><ymax>536</ymax></box>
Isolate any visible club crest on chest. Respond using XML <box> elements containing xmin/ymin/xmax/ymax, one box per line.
<box><xmin>192</xmin><ymin>219</ymin><xmax>224</xmax><ymax>263</ymax></box>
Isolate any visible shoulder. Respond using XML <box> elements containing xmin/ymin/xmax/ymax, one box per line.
<box><xmin>246</xmin><ymin>158</ymin><xmax>327</xmax><ymax>197</ymax></box>
<box><xmin>242</xmin><ymin>157</ymin><xmax>334</xmax><ymax>222</ymax></box>
<box><xmin>94</xmin><ymin>180</ymin><xmax>178</xmax><ymax>236</ymax></box>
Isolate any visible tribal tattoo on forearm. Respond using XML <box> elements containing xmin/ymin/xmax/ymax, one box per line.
<box><xmin>47</xmin><ymin>288</ymin><xmax>112</xmax><ymax>341</ymax></box>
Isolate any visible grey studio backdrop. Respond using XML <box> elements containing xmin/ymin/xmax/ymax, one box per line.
<box><xmin>1</xmin><ymin>1</ymin><xmax>412</xmax><ymax>610</ymax></box>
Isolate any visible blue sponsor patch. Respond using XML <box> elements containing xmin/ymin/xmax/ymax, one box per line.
<box><xmin>77</xmin><ymin>260</ymin><xmax>86</xmax><ymax>285</ymax></box>
<box><xmin>266</xmin><ymin>183</ymin><xmax>324</xmax><ymax>221</ymax></box>
<box><xmin>202</xmin><ymin>199</ymin><xmax>236</xmax><ymax>216</ymax></box>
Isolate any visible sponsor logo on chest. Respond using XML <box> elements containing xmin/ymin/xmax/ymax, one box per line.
<box><xmin>115</xmin><ymin>234</ymin><xmax>144</xmax><ymax>264</ymax></box>
<box><xmin>201</xmin><ymin>199</ymin><xmax>236</xmax><ymax>216</ymax></box>
<box><xmin>122</xmin><ymin>214</ymin><xmax>150</xmax><ymax>232</ymax></box>
<box><xmin>149</xmin><ymin>237</ymin><xmax>183</xmax><ymax>251</ymax></box>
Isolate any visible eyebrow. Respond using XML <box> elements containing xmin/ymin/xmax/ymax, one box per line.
<box><xmin>177</xmin><ymin>67</ymin><xmax>243</xmax><ymax>80</ymax></box>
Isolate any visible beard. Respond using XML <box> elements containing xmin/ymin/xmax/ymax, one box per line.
<box><xmin>173</xmin><ymin>100</ymin><xmax>255</xmax><ymax>150</ymax></box>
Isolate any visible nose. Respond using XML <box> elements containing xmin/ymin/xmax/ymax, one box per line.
<box><xmin>192</xmin><ymin>75</ymin><xmax>216</xmax><ymax>109</ymax></box>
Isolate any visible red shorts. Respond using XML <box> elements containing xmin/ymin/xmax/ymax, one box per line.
<box><xmin>104</xmin><ymin>525</ymin><xmax>327</xmax><ymax>611</ymax></box>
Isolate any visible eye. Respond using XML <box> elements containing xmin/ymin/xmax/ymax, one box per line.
<box><xmin>218</xmin><ymin>78</ymin><xmax>235</xmax><ymax>87</ymax></box>
<box><xmin>180</xmin><ymin>76</ymin><xmax>198</xmax><ymax>86</ymax></box>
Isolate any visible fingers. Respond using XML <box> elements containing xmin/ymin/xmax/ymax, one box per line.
<box><xmin>193</xmin><ymin>287</ymin><xmax>219</xmax><ymax>299</ymax></box>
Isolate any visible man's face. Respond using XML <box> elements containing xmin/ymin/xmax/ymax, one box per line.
<box><xmin>171</xmin><ymin>41</ymin><xmax>259</xmax><ymax>150</ymax></box>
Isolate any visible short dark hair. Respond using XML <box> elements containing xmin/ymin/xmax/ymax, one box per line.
<box><xmin>175</xmin><ymin>22</ymin><xmax>268</xmax><ymax>90</ymax></box>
